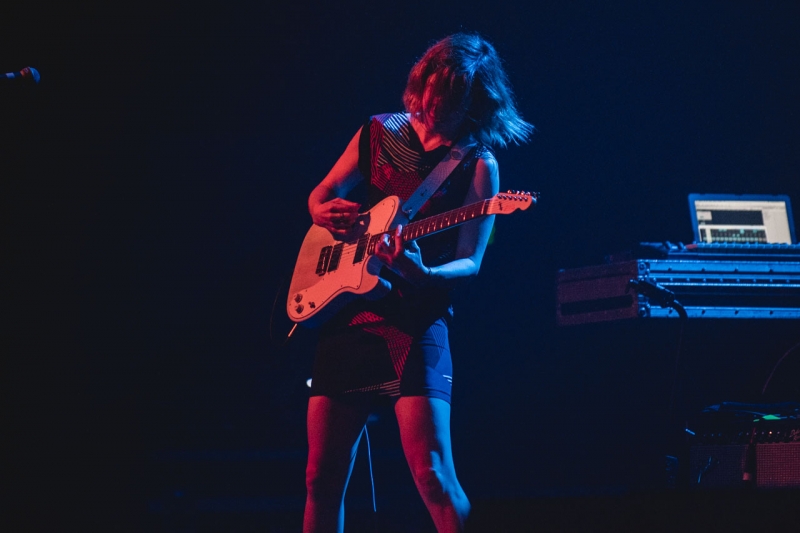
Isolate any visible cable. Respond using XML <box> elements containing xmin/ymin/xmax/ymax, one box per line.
<box><xmin>363</xmin><ymin>425</ymin><xmax>377</xmax><ymax>514</ymax></box>
<box><xmin>269</xmin><ymin>272</ymin><xmax>300</xmax><ymax>351</ymax></box>
<box><xmin>761</xmin><ymin>340</ymin><xmax>800</xmax><ymax>396</ymax></box>
<box><xmin>626</xmin><ymin>279</ymin><xmax>688</xmax><ymax>415</ymax></box>
<box><xmin>668</xmin><ymin>313</ymin><xmax>688</xmax><ymax>416</ymax></box>
<box><xmin>696</xmin><ymin>456</ymin><xmax>715</xmax><ymax>486</ymax></box>
<box><xmin>627</xmin><ymin>278</ymin><xmax>691</xmax><ymax>487</ymax></box>
<box><xmin>670</xmin><ymin>299</ymin><xmax>688</xmax><ymax>320</ymax></box>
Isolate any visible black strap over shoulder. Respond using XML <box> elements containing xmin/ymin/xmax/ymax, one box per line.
<box><xmin>357</xmin><ymin>116</ymin><xmax>373</xmax><ymax>181</ymax></box>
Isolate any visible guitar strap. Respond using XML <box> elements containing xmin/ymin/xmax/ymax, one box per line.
<box><xmin>401</xmin><ymin>134</ymin><xmax>478</xmax><ymax>220</ymax></box>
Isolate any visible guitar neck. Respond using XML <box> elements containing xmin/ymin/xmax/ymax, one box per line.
<box><xmin>401</xmin><ymin>199</ymin><xmax>490</xmax><ymax>241</ymax></box>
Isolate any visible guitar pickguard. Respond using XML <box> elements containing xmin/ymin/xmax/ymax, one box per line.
<box><xmin>287</xmin><ymin>196</ymin><xmax>400</xmax><ymax>326</ymax></box>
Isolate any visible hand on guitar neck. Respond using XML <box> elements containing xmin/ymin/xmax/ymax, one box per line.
<box><xmin>374</xmin><ymin>224</ymin><xmax>431</xmax><ymax>286</ymax></box>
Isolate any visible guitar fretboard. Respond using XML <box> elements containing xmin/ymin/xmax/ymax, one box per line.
<box><xmin>402</xmin><ymin>200</ymin><xmax>489</xmax><ymax>241</ymax></box>
<box><xmin>338</xmin><ymin>193</ymin><xmax>532</xmax><ymax>267</ymax></box>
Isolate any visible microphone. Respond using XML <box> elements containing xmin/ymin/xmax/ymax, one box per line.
<box><xmin>2</xmin><ymin>67</ymin><xmax>41</xmax><ymax>84</ymax></box>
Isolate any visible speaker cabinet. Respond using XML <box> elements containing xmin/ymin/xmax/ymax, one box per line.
<box><xmin>690</xmin><ymin>444</ymin><xmax>800</xmax><ymax>489</ymax></box>
<box><xmin>757</xmin><ymin>444</ymin><xmax>800</xmax><ymax>488</ymax></box>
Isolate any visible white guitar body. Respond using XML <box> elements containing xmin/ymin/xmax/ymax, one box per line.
<box><xmin>287</xmin><ymin>195</ymin><xmax>403</xmax><ymax>327</ymax></box>
<box><xmin>287</xmin><ymin>191</ymin><xmax>536</xmax><ymax>327</ymax></box>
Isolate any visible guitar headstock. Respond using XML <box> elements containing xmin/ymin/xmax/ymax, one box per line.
<box><xmin>486</xmin><ymin>190</ymin><xmax>539</xmax><ymax>215</ymax></box>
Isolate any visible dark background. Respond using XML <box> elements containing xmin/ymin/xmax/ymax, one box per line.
<box><xmin>4</xmin><ymin>1</ymin><xmax>800</xmax><ymax>531</ymax></box>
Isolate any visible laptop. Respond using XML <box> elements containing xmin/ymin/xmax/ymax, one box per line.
<box><xmin>688</xmin><ymin>193</ymin><xmax>797</xmax><ymax>245</ymax></box>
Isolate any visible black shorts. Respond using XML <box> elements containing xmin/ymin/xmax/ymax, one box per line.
<box><xmin>310</xmin><ymin>316</ymin><xmax>454</xmax><ymax>404</ymax></box>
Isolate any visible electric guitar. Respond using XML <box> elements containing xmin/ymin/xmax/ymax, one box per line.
<box><xmin>287</xmin><ymin>191</ymin><xmax>538</xmax><ymax>327</ymax></box>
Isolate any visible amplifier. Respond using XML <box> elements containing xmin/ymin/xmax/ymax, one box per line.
<box><xmin>690</xmin><ymin>444</ymin><xmax>800</xmax><ymax>489</ymax></box>
<box><xmin>556</xmin><ymin>259</ymin><xmax>800</xmax><ymax>325</ymax></box>
<box><xmin>689</xmin><ymin>403</ymin><xmax>800</xmax><ymax>489</ymax></box>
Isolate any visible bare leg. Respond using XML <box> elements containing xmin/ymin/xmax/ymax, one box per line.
<box><xmin>303</xmin><ymin>395</ymin><xmax>371</xmax><ymax>533</ymax></box>
<box><xmin>395</xmin><ymin>396</ymin><xmax>470</xmax><ymax>533</ymax></box>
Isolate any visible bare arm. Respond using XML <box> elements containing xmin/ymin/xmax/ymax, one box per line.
<box><xmin>308</xmin><ymin>127</ymin><xmax>365</xmax><ymax>237</ymax></box>
<box><xmin>432</xmin><ymin>155</ymin><xmax>499</xmax><ymax>283</ymax></box>
<box><xmin>376</xmin><ymin>155</ymin><xmax>500</xmax><ymax>286</ymax></box>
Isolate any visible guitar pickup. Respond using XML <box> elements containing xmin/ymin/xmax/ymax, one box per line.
<box><xmin>353</xmin><ymin>233</ymin><xmax>370</xmax><ymax>264</ymax></box>
<box><xmin>367</xmin><ymin>234</ymin><xmax>382</xmax><ymax>255</ymax></box>
<box><xmin>316</xmin><ymin>246</ymin><xmax>333</xmax><ymax>276</ymax></box>
<box><xmin>327</xmin><ymin>242</ymin><xmax>344</xmax><ymax>272</ymax></box>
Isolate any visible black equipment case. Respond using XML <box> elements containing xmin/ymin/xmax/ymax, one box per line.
<box><xmin>556</xmin><ymin>258</ymin><xmax>800</xmax><ymax>326</ymax></box>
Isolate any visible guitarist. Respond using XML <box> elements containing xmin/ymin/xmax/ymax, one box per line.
<box><xmin>302</xmin><ymin>33</ymin><xmax>533</xmax><ymax>533</ymax></box>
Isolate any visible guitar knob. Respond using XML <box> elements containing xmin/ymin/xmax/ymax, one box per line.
<box><xmin>294</xmin><ymin>293</ymin><xmax>303</xmax><ymax>303</ymax></box>
<box><xmin>295</xmin><ymin>304</ymin><xmax>304</xmax><ymax>314</ymax></box>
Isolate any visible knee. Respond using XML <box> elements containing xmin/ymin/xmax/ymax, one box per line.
<box><xmin>305</xmin><ymin>461</ymin><xmax>346</xmax><ymax>503</ymax></box>
<box><xmin>410</xmin><ymin>463</ymin><xmax>451</xmax><ymax>503</ymax></box>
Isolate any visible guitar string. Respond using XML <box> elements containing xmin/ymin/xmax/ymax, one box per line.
<box><xmin>321</xmin><ymin>198</ymin><xmax>519</xmax><ymax>262</ymax></box>
<box><xmin>329</xmin><ymin>201</ymin><xmax>490</xmax><ymax>259</ymax></box>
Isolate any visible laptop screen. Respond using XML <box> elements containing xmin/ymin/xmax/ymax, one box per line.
<box><xmin>688</xmin><ymin>193</ymin><xmax>797</xmax><ymax>244</ymax></box>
